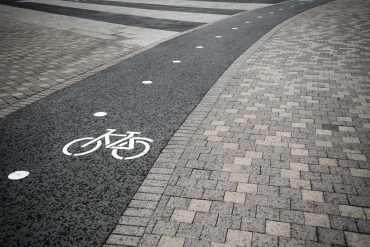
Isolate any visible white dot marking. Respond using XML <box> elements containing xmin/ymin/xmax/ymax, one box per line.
<box><xmin>232</xmin><ymin>28</ymin><xmax>238</xmax><ymax>30</ymax></box>
<box><xmin>269</xmin><ymin>11</ymin><xmax>274</xmax><ymax>14</ymax></box>
<box><xmin>215</xmin><ymin>35</ymin><xmax>222</xmax><ymax>38</ymax></box>
<box><xmin>245</xmin><ymin>21</ymin><xmax>250</xmax><ymax>23</ymax></box>
<box><xmin>280</xmin><ymin>8</ymin><xmax>284</xmax><ymax>10</ymax></box>
<box><xmin>196</xmin><ymin>46</ymin><xmax>204</xmax><ymax>49</ymax></box>
<box><xmin>290</xmin><ymin>5</ymin><xmax>295</xmax><ymax>7</ymax></box>
<box><xmin>172</xmin><ymin>60</ymin><xmax>181</xmax><ymax>63</ymax></box>
<box><xmin>258</xmin><ymin>16</ymin><xmax>262</xmax><ymax>18</ymax></box>
<box><xmin>8</xmin><ymin>171</ymin><xmax>29</xmax><ymax>180</ymax></box>
<box><xmin>93</xmin><ymin>112</ymin><xmax>107</xmax><ymax>117</ymax></box>
<box><xmin>142</xmin><ymin>81</ymin><xmax>153</xmax><ymax>84</ymax></box>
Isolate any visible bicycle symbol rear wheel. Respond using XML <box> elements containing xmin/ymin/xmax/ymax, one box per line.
<box><xmin>62</xmin><ymin>137</ymin><xmax>102</xmax><ymax>156</ymax></box>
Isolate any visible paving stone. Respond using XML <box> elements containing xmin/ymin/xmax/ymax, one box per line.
<box><xmin>167</xmin><ymin>197</ymin><xmax>190</xmax><ymax>209</ymax></box>
<box><xmin>339</xmin><ymin>205</ymin><xmax>366</xmax><ymax>219</ymax></box>
<box><xmin>138</xmin><ymin>234</ymin><xmax>161</xmax><ymax>247</ymax></box>
<box><xmin>194</xmin><ymin>212</ymin><xmax>218</xmax><ymax>226</ymax></box>
<box><xmin>201</xmin><ymin>225</ymin><xmax>227</xmax><ymax>242</ymax></box>
<box><xmin>210</xmin><ymin>201</ymin><xmax>233</xmax><ymax>215</ymax></box>
<box><xmin>344</xmin><ymin>231</ymin><xmax>370</xmax><ymax>247</ymax></box>
<box><xmin>237</xmin><ymin>183</ymin><xmax>258</xmax><ymax>194</ymax></box>
<box><xmin>356</xmin><ymin>219</ymin><xmax>370</xmax><ymax>234</ymax></box>
<box><xmin>224</xmin><ymin>191</ymin><xmax>246</xmax><ymax>204</ymax></box>
<box><xmin>302</xmin><ymin>190</ymin><xmax>324</xmax><ymax>202</ymax></box>
<box><xmin>229</xmin><ymin>173</ymin><xmax>250</xmax><ymax>183</ymax></box>
<box><xmin>217</xmin><ymin>214</ymin><xmax>241</xmax><ymax>229</ymax></box>
<box><xmin>290</xmin><ymin>162</ymin><xmax>309</xmax><ymax>172</ymax></box>
<box><xmin>329</xmin><ymin>215</ymin><xmax>358</xmax><ymax>232</ymax></box>
<box><xmin>317</xmin><ymin>228</ymin><xmax>346</xmax><ymax>245</ymax></box>
<box><xmin>233</xmin><ymin>204</ymin><xmax>257</xmax><ymax>217</ymax></box>
<box><xmin>171</xmin><ymin>209</ymin><xmax>195</xmax><ymax>224</ymax></box>
<box><xmin>291</xmin><ymin>224</ymin><xmax>317</xmax><ymax>241</ymax></box>
<box><xmin>252</xmin><ymin>233</ymin><xmax>278</xmax><ymax>247</ymax></box>
<box><xmin>256</xmin><ymin>206</ymin><xmax>279</xmax><ymax>221</ymax></box>
<box><xmin>106</xmin><ymin>234</ymin><xmax>141</xmax><ymax>246</ymax></box>
<box><xmin>304</xmin><ymin>212</ymin><xmax>331</xmax><ymax>228</ymax></box>
<box><xmin>280</xmin><ymin>210</ymin><xmax>305</xmax><ymax>224</ymax></box>
<box><xmin>203</xmin><ymin>189</ymin><xmax>225</xmax><ymax>201</ymax></box>
<box><xmin>281</xmin><ymin>169</ymin><xmax>300</xmax><ymax>179</ymax></box>
<box><xmin>152</xmin><ymin>221</ymin><xmax>179</xmax><ymax>236</ymax></box>
<box><xmin>113</xmin><ymin>225</ymin><xmax>145</xmax><ymax>236</ymax></box>
<box><xmin>290</xmin><ymin>179</ymin><xmax>311</xmax><ymax>190</ymax></box>
<box><xmin>349</xmin><ymin>168</ymin><xmax>370</xmax><ymax>178</ymax></box>
<box><xmin>188</xmin><ymin>199</ymin><xmax>212</xmax><ymax>212</ymax></box>
<box><xmin>158</xmin><ymin>236</ymin><xmax>185</xmax><ymax>247</ymax></box>
<box><xmin>266</xmin><ymin>220</ymin><xmax>291</xmax><ymax>237</ymax></box>
<box><xmin>184</xmin><ymin>239</ymin><xmax>210</xmax><ymax>247</ymax></box>
<box><xmin>225</xmin><ymin>229</ymin><xmax>252</xmax><ymax>246</ymax></box>
<box><xmin>241</xmin><ymin>217</ymin><xmax>266</xmax><ymax>233</ymax></box>
<box><xmin>176</xmin><ymin>223</ymin><xmax>203</xmax><ymax>239</ymax></box>
<box><xmin>318</xmin><ymin>158</ymin><xmax>338</xmax><ymax>167</ymax></box>
<box><xmin>364</xmin><ymin>208</ymin><xmax>370</xmax><ymax>220</ymax></box>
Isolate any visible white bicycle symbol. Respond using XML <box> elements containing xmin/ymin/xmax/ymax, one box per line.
<box><xmin>62</xmin><ymin>129</ymin><xmax>153</xmax><ymax>160</ymax></box>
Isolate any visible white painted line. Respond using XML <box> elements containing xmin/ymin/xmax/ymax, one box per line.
<box><xmin>215</xmin><ymin>35</ymin><xmax>222</xmax><ymax>38</ymax></box>
<box><xmin>232</xmin><ymin>28</ymin><xmax>238</xmax><ymax>30</ymax></box>
<box><xmin>172</xmin><ymin>60</ymin><xmax>181</xmax><ymax>63</ymax></box>
<box><xmin>196</xmin><ymin>46</ymin><xmax>204</xmax><ymax>49</ymax></box>
<box><xmin>245</xmin><ymin>21</ymin><xmax>250</xmax><ymax>23</ymax></box>
<box><xmin>258</xmin><ymin>16</ymin><xmax>262</xmax><ymax>18</ymax></box>
<box><xmin>142</xmin><ymin>81</ymin><xmax>153</xmax><ymax>84</ymax></box>
<box><xmin>8</xmin><ymin>171</ymin><xmax>29</xmax><ymax>180</ymax></box>
<box><xmin>269</xmin><ymin>11</ymin><xmax>274</xmax><ymax>14</ymax></box>
<box><xmin>94</xmin><ymin>112</ymin><xmax>107</xmax><ymax>117</ymax></box>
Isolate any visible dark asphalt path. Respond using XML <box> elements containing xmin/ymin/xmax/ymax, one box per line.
<box><xmin>0</xmin><ymin>0</ymin><xmax>331</xmax><ymax>246</ymax></box>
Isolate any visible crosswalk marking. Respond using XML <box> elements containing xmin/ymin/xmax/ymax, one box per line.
<box><xmin>62</xmin><ymin>0</ymin><xmax>244</xmax><ymax>15</ymax></box>
<box><xmin>0</xmin><ymin>4</ymin><xmax>178</xmax><ymax>46</ymax></box>
<box><xmin>107</xmin><ymin>0</ymin><xmax>271</xmax><ymax>10</ymax></box>
<box><xmin>28</xmin><ymin>0</ymin><xmax>230</xmax><ymax>23</ymax></box>
<box><xmin>0</xmin><ymin>0</ymin><xmax>272</xmax><ymax>47</ymax></box>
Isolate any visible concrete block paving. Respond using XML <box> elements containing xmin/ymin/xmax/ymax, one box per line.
<box><xmin>106</xmin><ymin>0</ymin><xmax>370</xmax><ymax>246</ymax></box>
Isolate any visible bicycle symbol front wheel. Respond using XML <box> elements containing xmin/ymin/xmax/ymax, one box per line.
<box><xmin>112</xmin><ymin>140</ymin><xmax>151</xmax><ymax>160</ymax></box>
<box><xmin>62</xmin><ymin>137</ymin><xmax>102</xmax><ymax>156</ymax></box>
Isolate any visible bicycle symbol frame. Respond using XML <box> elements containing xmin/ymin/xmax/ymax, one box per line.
<box><xmin>62</xmin><ymin>129</ymin><xmax>153</xmax><ymax>160</ymax></box>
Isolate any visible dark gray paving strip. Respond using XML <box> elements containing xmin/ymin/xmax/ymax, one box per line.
<box><xmin>62</xmin><ymin>0</ymin><xmax>243</xmax><ymax>15</ymax></box>
<box><xmin>1</xmin><ymin>1</ymin><xmax>205</xmax><ymax>32</ymax></box>
<box><xmin>0</xmin><ymin>0</ymin><xmax>332</xmax><ymax>246</ymax></box>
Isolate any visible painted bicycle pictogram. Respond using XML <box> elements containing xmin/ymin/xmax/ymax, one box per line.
<box><xmin>62</xmin><ymin>129</ymin><xmax>153</xmax><ymax>160</ymax></box>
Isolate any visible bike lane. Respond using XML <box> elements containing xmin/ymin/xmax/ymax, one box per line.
<box><xmin>0</xmin><ymin>0</ymin><xmax>332</xmax><ymax>246</ymax></box>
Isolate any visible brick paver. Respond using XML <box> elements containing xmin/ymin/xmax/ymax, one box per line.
<box><xmin>102</xmin><ymin>0</ymin><xmax>370</xmax><ymax>246</ymax></box>
<box><xmin>0</xmin><ymin>16</ymin><xmax>140</xmax><ymax>118</ymax></box>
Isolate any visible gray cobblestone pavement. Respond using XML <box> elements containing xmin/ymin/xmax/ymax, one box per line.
<box><xmin>0</xmin><ymin>16</ymin><xmax>140</xmax><ymax>118</ymax></box>
<box><xmin>105</xmin><ymin>0</ymin><xmax>370</xmax><ymax>246</ymax></box>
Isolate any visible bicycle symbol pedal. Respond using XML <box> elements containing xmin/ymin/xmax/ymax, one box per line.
<box><xmin>62</xmin><ymin>129</ymin><xmax>153</xmax><ymax>160</ymax></box>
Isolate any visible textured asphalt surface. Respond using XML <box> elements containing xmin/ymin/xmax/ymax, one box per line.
<box><xmin>0</xmin><ymin>0</ymin><xmax>331</xmax><ymax>246</ymax></box>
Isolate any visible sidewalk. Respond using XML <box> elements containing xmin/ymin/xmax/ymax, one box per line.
<box><xmin>105</xmin><ymin>0</ymin><xmax>370</xmax><ymax>246</ymax></box>
<box><xmin>0</xmin><ymin>15</ymin><xmax>140</xmax><ymax>118</ymax></box>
